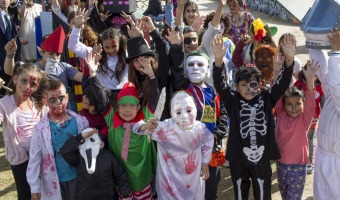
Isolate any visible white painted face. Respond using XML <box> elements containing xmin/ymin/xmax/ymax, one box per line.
<box><xmin>185</xmin><ymin>56</ymin><xmax>209</xmax><ymax>84</ymax></box>
<box><xmin>79</xmin><ymin>128</ymin><xmax>101</xmax><ymax>174</ymax></box>
<box><xmin>171</xmin><ymin>92</ymin><xmax>197</xmax><ymax>131</ymax></box>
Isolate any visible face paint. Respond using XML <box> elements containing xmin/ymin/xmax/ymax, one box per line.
<box><xmin>171</xmin><ymin>92</ymin><xmax>197</xmax><ymax>131</ymax></box>
<box><xmin>185</xmin><ymin>56</ymin><xmax>209</xmax><ymax>85</ymax></box>
<box><xmin>45</xmin><ymin>86</ymin><xmax>68</xmax><ymax>118</ymax></box>
<box><xmin>15</xmin><ymin>72</ymin><xmax>40</xmax><ymax>99</ymax></box>
<box><xmin>255</xmin><ymin>45</ymin><xmax>276</xmax><ymax>82</ymax></box>
<box><xmin>79</xmin><ymin>128</ymin><xmax>101</xmax><ymax>174</ymax></box>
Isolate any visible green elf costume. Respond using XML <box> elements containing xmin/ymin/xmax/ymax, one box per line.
<box><xmin>89</xmin><ymin>78</ymin><xmax>158</xmax><ymax>195</ymax></box>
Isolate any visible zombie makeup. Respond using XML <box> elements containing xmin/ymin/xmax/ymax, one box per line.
<box><xmin>45</xmin><ymin>86</ymin><xmax>68</xmax><ymax>118</ymax></box>
<box><xmin>171</xmin><ymin>92</ymin><xmax>197</xmax><ymax>131</ymax></box>
<box><xmin>254</xmin><ymin>45</ymin><xmax>277</xmax><ymax>82</ymax></box>
<box><xmin>185</xmin><ymin>56</ymin><xmax>209</xmax><ymax>85</ymax></box>
<box><xmin>102</xmin><ymin>38</ymin><xmax>119</xmax><ymax>56</ymax></box>
<box><xmin>14</xmin><ymin>72</ymin><xmax>40</xmax><ymax>99</ymax></box>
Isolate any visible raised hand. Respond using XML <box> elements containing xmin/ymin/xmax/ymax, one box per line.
<box><xmin>85</xmin><ymin>52</ymin><xmax>100</xmax><ymax>77</ymax></box>
<box><xmin>280</xmin><ymin>33</ymin><xmax>296</xmax><ymax>61</ymax></box>
<box><xmin>191</xmin><ymin>16</ymin><xmax>205</xmax><ymax>34</ymax></box>
<box><xmin>303</xmin><ymin>60</ymin><xmax>319</xmax><ymax>82</ymax></box>
<box><xmin>137</xmin><ymin>57</ymin><xmax>154</xmax><ymax>77</ymax></box>
<box><xmin>74</xmin><ymin>8</ymin><xmax>90</xmax><ymax>29</ymax></box>
<box><xmin>329</xmin><ymin>28</ymin><xmax>340</xmax><ymax>51</ymax></box>
<box><xmin>92</xmin><ymin>43</ymin><xmax>103</xmax><ymax>55</ymax></box>
<box><xmin>4</xmin><ymin>39</ymin><xmax>17</xmax><ymax>57</ymax></box>
<box><xmin>99</xmin><ymin>10</ymin><xmax>111</xmax><ymax>21</ymax></box>
<box><xmin>240</xmin><ymin>33</ymin><xmax>251</xmax><ymax>44</ymax></box>
<box><xmin>183</xmin><ymin>151</ymin><xmax>197</xmax><ymax>174</ymax></box>
<box><xmin>124</xmin><ymin>17</ymin><xmax>144</xmax><ymax>38</ymax></box>
<box><xmin>165</xmin><ymin>28</ymin><xmax>183</xmax><ymax>45</ymax></box>
<box><xmin>213</xmin><ymin>36</ymin><xmax>228</xmax><ymax>60</ymax></box>
<box><xmin>274</xmin><ymin>53</ymin><xmax>285</xmax><ymax>71</ymax></box>
<box><xmin>177</xmin><ymin>0</ymin><xmax>186</xmax><ymax>7</ymax></box>
<box><xmin>120</xmin><ymin>11</ymin><xmax>135</xmax><ymax>27</ymax></box>
<box><xmin>142</xmin><ymin>16</ymin><xmax>156</xmax><ymax>32</ymax></box>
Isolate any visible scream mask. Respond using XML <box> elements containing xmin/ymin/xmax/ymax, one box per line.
<box><xmin>171</xmin><ymin>92</ymin><xmax>197</xmax><ymax>131</ymax></box>
<box><xmin>79</xmin><ymin>128</ymin><xmax>102</xmax><ymax>174</ymax></box>
<box><xmin>254</xmin><ymin>45</ymin><xmax>277</xmax><ymax>82</ymax></box>
<box><xmin>185</xmin><ymin>54</ymin><xmax>209</xmax><ymax>85</ymax></box>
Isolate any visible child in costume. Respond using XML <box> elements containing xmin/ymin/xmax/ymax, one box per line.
<box><xmin>275</xmin><ymin>61</ymin><xmax>317</xmax><ymax>200</ymax></box>
<box><xmin>133</xmin><ymin>91</ymin><xmax>214</xmax><ymax>199</ymax></box>
<box><xmin>60</xmin><ymin>128</ymin><xmax>131</xmax><ymax>200</ymax></box>
<box><xmin>309</xmin><ymin>30</ymin><xmax>340</xmax><ymax>199</ymax></box>
<box><xmin>0</xmin><ymin>63</ymin><xmax>47</xmax><ymax>200</ymax></box>
<box><xmin>167</xmin><ymin>29</ymin><xmax>229</xmax><ymax>200</ymax></box>
<box><xmin>68</xmin><ymin>11</ymin><xmax>128</xmax><ymax>95</ymax></box>
<box><xmin>27</xmin><ymin>79</ymin><xmax>89</xmax><ymax>200</ymax></box>
<box><xmin>294</xmin><ymin>66</ymin><xmax>324</xmax><ymax>174</ymax></box>
<box><xmin>86</xmin><ymin>50</ymin><xmax>159</xmax><ymax>199</ymax></box>
<box><xmin>213</xmin><ymin>34</ymin><xmax>295</xmax><ymax>199</ymax></box>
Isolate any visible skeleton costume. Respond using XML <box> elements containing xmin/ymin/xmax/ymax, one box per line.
<box><xmin>213</xmin><ymin>61</ymin><xmax>293</xmax><ymax>200</ymax></box>
<box><xmin>133</xmin><ymin>92</ymin><xmax>214</xmax><ymax>200</ymax></box>
<box><xmin>60</xmin><ymin>129</ymin><xmax>131</xmax><ymax>199</ymax></box>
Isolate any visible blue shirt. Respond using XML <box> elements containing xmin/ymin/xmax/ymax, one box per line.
<box><xmin>50</xmin><ymin>116</ymin><xmax>78</xmax><ymax>182</ymax></box>
<box><xmin>200</xmin><ymin>86</ymin><xmax>216</xmax><ymax>133</ymax></box>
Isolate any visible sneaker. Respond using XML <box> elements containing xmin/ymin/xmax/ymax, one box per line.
<box><xmin>307</xmin><ymin>163</ymin><xmax>314</xmax><ymax>174</ymax></box>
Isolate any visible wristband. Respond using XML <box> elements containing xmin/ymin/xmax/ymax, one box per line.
<box><xmin>6</xmin><ymin>53</ymin><xmax>15</xmax><ymax>59</ymax></box>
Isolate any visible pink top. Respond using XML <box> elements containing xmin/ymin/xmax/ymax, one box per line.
<box><xmin>16</xmin><ymin>103</ymin><xmax>41</xmax><ymax>152</ymax></box>
<box><xmin>275</xmin><ymin>90</ymin><xmax>316</xmax><ymax>165</ymax></box>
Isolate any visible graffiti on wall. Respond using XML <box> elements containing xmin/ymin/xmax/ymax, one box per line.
<box><xmin>244</xmin><ymin>0</ymin><xmax>292</xmax><ymax>21</ymax></box>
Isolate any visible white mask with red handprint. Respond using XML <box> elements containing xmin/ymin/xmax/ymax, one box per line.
<box><xmin>79</xmin><ymin>128</ymin><xmax>101</xmax><ymax>174</ymax></box>
<box><xmin>170</xmin><ymin>92</ymin><xmax>197</xmax><ymax>131</ymax></box>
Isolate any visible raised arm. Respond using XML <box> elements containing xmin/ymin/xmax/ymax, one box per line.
<box><xmin>270</xmin><ymin>34</ymin><xmax>295</xmax><ymax>105</ymax></box>
<box><xmin>86</xmin><ymin>52</ymin><xmax>111</xmax><ymax>113</ymax></box>
<box><xmin>174</xmin><ymin>0</ymin><xmax>185</xmax><ymax>27</ymax></box>
<box><xmin>143</xmin><ymin>16</ymin><xmax>170</xmax><ymax>90</ymax></box>
<box><xmin>68</xmin><ymin>9</ymin><xmax>93</xmax><ymax>59</ymax></box>
<box><xmin>165</xmin><ymin>29</ymin><xmax>189</xmax><ymax>91</ymax></box>
<box><xmin>4</xmin><ymin>39</ymin><xmax>17</xmax><ymax>76</ymax></box>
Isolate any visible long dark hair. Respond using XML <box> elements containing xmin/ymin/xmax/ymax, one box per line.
<box><xmin>128</xmin><ymin>56</ymin><xmax>158</xmax><ymax>107</ymax></box>
<box><xmin>99</xmin><ymin>28</ymin><xmax>127</xmax><ymax>83</ymax></box>
<box><xmin>8</xmin><ymin>62</ymin><xmax>48</xmax><ymax>111</ymax></box>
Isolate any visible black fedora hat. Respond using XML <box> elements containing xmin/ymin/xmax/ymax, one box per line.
<box><xmin>125</xmin><ymin>37</ymin><xmax>155</xmax><ymax>63</ymax></box>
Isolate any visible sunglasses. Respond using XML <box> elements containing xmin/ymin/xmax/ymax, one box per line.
<box><xmin>184</xmin><ymin>37</ymin><xmax>197</xmax><ymax>44</ymax></box>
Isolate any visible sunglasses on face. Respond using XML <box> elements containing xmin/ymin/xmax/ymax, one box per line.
<box><xmin>184</xmin><ymin>37</ymin><xmax>197</xmax><ymax>44</ymax></box>
<box><xmin>48</xmin><ymin>95</ymin><xmax>67</xmax><ymax>104</ymax></box>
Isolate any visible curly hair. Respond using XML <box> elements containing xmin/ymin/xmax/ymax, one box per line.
<box><xmin>203</xmin><ymin>13</ymin><xmax>231</xmax><ymax>36</ymax></box>
<box><xmin>127</xmin><ymin>56</ymin><xmax>158</xmax><ymax>107</ymax></box>
<box><xmin>254</xmin><ymin>44</ymin><xmax>277</xmax><ymax>82</ymax></box>
<box><xmin>235</xmin><ymin>66</ymin><xmax>262</xmax><ymax>84</ymax></box>
<box><xmin>99</xmin><ymin>28</ymin><xmax>127</xmax><ymax>83</ymax></box>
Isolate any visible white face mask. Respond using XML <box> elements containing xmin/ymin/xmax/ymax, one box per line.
<box><xmin>45</xmin><ymin>58</ymin><xmax>60</xmax><ymax>75</ymax></box>
<box><xmin>171</xmin><ymin>92</ymin><xmax>197</xmax><ymax>131</ymax></box>
<box><xmin>79</xmin><ymin>128</ymin><xmax>101</xmax><ymax>174</ymax></box>
<box><xmin>185</xmin><ymin>56</ymin><xmax>209</xmax><ymax>84</ymax></box>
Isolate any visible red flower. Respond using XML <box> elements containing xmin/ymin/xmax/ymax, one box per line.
<box><xmin>254</xmin><ymin>29</ymin><xmax>265</xmax><ymax>42</ymax></box>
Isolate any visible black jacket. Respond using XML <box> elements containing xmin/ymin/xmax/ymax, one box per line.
<box><xmin>60</xmin><ymin>134</ymin><xmax>131</xmax><ymax>199</ymax></box>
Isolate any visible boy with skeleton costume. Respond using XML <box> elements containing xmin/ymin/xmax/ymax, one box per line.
<box><xmin>60</xmin><ymin>128</ymin><xmax>131</xmax><ymax>200</ymax></box>
<box><xmin>213</xmin><ymin>35</ymin><xmax>295</xmax><ymax>199</ymax></box>
<box><xmin>133</xmin><ymin>91</ymin><xmax>214</xmax><ymax>199</ymax></box>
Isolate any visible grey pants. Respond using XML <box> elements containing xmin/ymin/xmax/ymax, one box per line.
<box><xmin>307</xmin><ymin>127</ymin><xmax>316</xmax><ymax>164</ymax></box>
